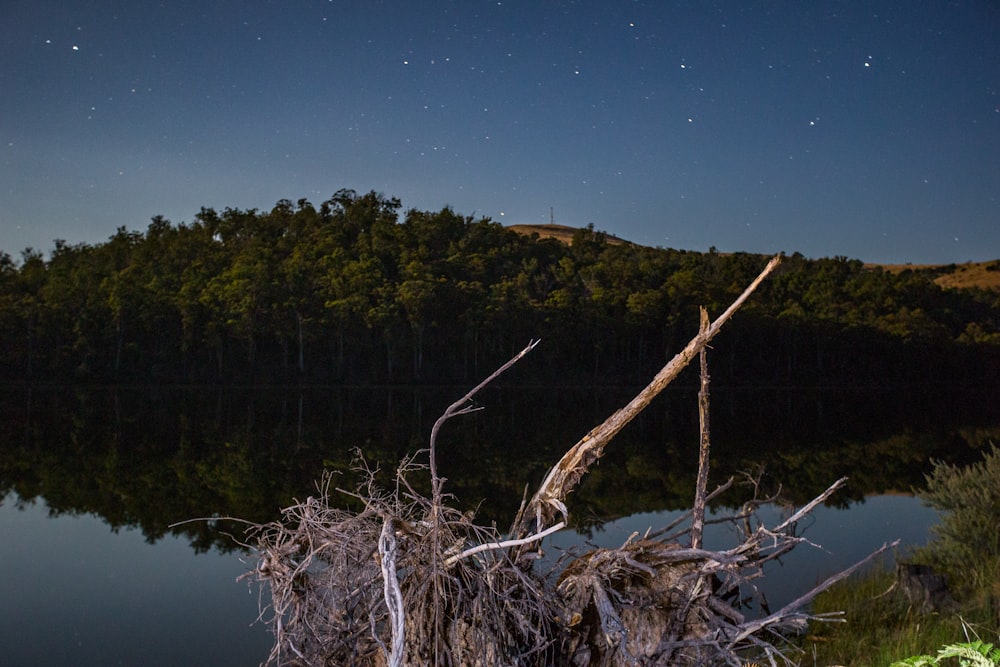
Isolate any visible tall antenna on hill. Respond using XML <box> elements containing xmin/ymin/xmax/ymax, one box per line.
<box><xmin>550</xmin><ymin>207</ymin><xmax>554</xmax><ymax>225</ymax></box>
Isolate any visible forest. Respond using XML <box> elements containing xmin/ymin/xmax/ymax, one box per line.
<box><xmin>1</xmin><ymin>189</ymin><xmax>998</xmax><ymax>386</ymax></box>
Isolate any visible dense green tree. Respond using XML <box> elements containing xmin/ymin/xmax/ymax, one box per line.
<box><xmin>0</xmin><ymin>190</ymin><xmax>997</xmax><ymax>386</ymax></box>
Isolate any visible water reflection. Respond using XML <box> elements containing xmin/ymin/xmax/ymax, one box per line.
<box><xmin>0</xmin><ymin>384</ymin><xmax>996</xmax><ymax>667</ymax></box>
<box><xmin>0</xmin><ymin>493</ymin><xmax>271</xmax><ymax>667</ymax></box>
<box><xmin>1</xmin><ymin>385</ymin><xmax>997</xmax><ymax>550</ymax></box>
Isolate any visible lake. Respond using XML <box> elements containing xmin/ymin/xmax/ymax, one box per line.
<box><xmin>1</xmin><ymin>382</ymin><xmax>997</xmax><ymax>666</ymax></box>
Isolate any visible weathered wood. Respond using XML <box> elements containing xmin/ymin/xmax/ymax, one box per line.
<box><xmin>513</xmin><ymin>254</ymin><xmax>783</xmax><ymax>540</ymax></box>
<box><xmin>691</xmin><ymin>306</ymin><xmax>712</xmax><ymax>550</ymax></box>
<box><xmin>378</xmin><ymin>517</ymin><xmax>406</xmax><ymax>667</ymax></box>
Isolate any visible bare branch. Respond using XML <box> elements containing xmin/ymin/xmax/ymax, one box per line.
<box><xmin>378</xmin><ymin>517</ymin><xmax>406</xmax><ymax>667</ymax></box>
<box><xmin>514</xmin><ymin>254</ymin><xmax>782</xmax><ymax>538</ymax></box>
<box><xmin>726</xmin><ymin>539</ymin><xmax>901</xmax><ymax>648</ymax></box>
<box><xmin>771</xmin><ymin>476</ymin><xmax>848</xmax><ymax>534</ymax></box>
<box><xmin>692</xmin><ymin>306</ymin><xmax>712</xmax><ymax>549</ymax></box>
<box><xmin>429</xmin><ymin>339</ymin><xmax>540</xmax><ymax>507</ymax></box>
<box><xmin>443</xmin><ymin>521</ymin><xmax>566</xmax><ymax>567</ymax></box>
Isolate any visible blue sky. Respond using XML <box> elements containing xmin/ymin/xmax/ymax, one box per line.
<box><xmin>2</xmin><ymin>1</ymin><xmax>998</xmax><ymax>264</ymax></box>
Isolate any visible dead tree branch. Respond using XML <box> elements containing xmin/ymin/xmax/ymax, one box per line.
<box><xmin>692</xmin><ymin>306</ymin><xmax>712</xmax><ymax>550</ymax></box>
<box><xmin>724</xmin><ymin>539</ymin><xmax>901</xmax><ymax>649</ymax></box>
<box><xmin>378</xmin><ymin>517</ymin><xmax>406</xmax><ymax>667</ymax></box>
<box><xmin>513</xmin><ymin>253</ymin><xmax>782</xmax><ymax>539</ymax></box>
<box><xmin>444</xmin><ymin>521</ymin><xmax>566</xmax><ymax>567</ymax></box>
<box><xmin>429</xmin><ymin>338</ymin><xmax>540</xmax><ymax>509</ymax></box>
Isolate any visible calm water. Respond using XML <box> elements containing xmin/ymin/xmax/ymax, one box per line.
<box><xmin>1</xmin><ymin>383</ymin><xmax>997</xmax><ymax>666</ymax></box>
<box><xmin>0</xmin><ymin>494</ymin><xmax>271</xmax><ymax>666</ymax></box>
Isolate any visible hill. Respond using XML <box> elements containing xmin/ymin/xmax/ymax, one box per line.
<box><xmin>506</xmin><ymin>223</ymin><xmax>629</xmax><ymax>246</ymax></box>
<box><xmin>506</xmin><ymin>223</ymin><xmax>1000</xmax><ymax>292</ymax></box>
<box><xmin>2</xmin><ymin>193</ymin><xmax>998</xmax><ymax>385</ymax></box>
<box><xmin>869</xmin><ymin>260</ymin><xmax>1000</xmax><ymax>292</ymax></box>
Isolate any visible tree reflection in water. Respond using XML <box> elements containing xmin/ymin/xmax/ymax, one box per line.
<box><xmin>0</xmin><ymin>384</ymin><xmax>996</xmax><ymax>552</ymax></box>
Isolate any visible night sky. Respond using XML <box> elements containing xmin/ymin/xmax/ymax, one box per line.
<box><xmin>2</xmin><ymin>1</ymin><xmax>998</xmax><ymax>264</ymax></box>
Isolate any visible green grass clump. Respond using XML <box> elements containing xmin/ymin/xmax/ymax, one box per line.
<box><xmin>800</xmin><ymin>444</ymin><xmax>1000</xmax><ymax>666</ymax></box>
<box><xmin>802</xmin><ymin>565</ymin><xmax>970</xmax><ymax>666</ymax></box>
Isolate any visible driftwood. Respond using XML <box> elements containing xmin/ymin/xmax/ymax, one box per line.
<box><xmin>233</xmin><ymin>252</ymin><xmax>900</xmax><ymax>666</ymax></box>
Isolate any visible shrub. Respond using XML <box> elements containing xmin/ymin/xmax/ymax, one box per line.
<box><xmin>912</xmin><ymin>444</ymin><xmax>1000</xmax><ymax>600</ymax></box>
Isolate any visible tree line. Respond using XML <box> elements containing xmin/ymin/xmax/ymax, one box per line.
<box><xmin>1</xmin><ymin>189</ymin><xmax>998</xmax><ymax>385</ymax></box>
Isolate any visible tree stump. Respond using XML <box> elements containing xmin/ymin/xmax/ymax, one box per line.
<box><xmin>896</xmin><ymin>563</ymin><xmax>954</xmax><ymax>612</ymax></box>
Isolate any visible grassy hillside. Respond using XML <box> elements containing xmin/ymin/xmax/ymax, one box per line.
<box><xmin>872</xmin><ymin>260</ymin><xmax>1000</xmax><ymax>292</ymax></box>
<box><xmin>507</xmin><ymin>223</ymin><xmax>1000</xmax><ymax>291</ymax></box>
<box><xmin>506</xmin><ymin>223</ymin><xmax>629</xmax><ymax>246</ymax></box>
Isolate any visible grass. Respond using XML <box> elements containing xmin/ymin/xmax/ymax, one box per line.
<box><xmin>800</xmin><ymin>564</ymin><xmax>992</xmax><ymax>666</ymax></box>
<box><xmin>863</xmin><ymin>260</ymin><xmax>1000</xmax><ymax>292</ymax></box>
<box><xmin>506</xmin><ymin>222</ymin><xmax>1000</xmax><ymax>293</ymax></box>
<box><xmin>506</xmin><ymin>223</ymin><xmax>630</xmax><ymax>246</ymax></box>
<box><xmin>931</xmin><ymin>262</ymin><xmax>1000</xmax><ymax>292</ymax></box>
<box><xmin>800</xmin><ymin>444</ymin><xmax>1000</xmax><ymax>666</ymax></box>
